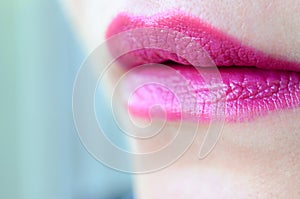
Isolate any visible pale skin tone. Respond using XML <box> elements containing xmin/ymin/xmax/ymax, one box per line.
<box><xmin>62</xmin><ymin>0</ymin><xmax>300</xmax><ymax>198</ymax></box>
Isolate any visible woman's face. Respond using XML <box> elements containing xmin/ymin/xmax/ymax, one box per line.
<box><xmin>64</xmin><ymin>1</ymin><xmax>300</xmax><ymax>198</ymax></box>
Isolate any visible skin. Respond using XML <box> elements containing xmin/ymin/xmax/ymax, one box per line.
<box><xmin>62</xmin><ymin>0</ymin><xmax>300</xmax><ymax>198</ymax></box>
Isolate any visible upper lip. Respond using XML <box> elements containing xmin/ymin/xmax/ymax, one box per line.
<box><xmin>106</xmin><ymin>11</ymin><xmax>300</xmax><ymax>72</ymax></box>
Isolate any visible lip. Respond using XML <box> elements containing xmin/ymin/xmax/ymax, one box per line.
<box><xmin>105</xmin><ymin>11</ymin><xmax>300</xmax><ymax>122</ymax></box>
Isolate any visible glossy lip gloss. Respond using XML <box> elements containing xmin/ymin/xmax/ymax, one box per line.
<box><xmin>105</xmin><ymin>11</ymin><xmax>300</xmax><ymax>122</ymax></box>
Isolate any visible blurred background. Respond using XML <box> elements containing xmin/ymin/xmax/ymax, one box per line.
<box><xmin>1</xmin><ymin>0</ymin><xmax>133</xmax><ymax>198</ymax></box>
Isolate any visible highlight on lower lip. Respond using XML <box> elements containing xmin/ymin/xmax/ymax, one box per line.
<box><xmin>124</xmin><ymin>65</ymin><xmax>300</xmax><ymax>122</ymax></box>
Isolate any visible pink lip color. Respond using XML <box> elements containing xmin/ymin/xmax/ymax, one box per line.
<box><xmin>106</xmin><ymin>11</ymin><xmax>300</xmax><ymax>122</ymax></box>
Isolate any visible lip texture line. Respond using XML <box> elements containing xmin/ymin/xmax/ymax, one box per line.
<box><xmin>106</xmin><ymin>11</ymin><xmax>300</xmax><ymax>122</ymax></box>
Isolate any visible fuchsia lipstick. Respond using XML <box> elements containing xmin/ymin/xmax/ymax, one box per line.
<box><xmin>106</xmin><ymin>11</ymin><xmax>300</xmax><ymax>122</ymax></box>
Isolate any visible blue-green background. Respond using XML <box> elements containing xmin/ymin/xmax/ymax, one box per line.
<box><xmin>1</xmin><ymin>1</ymin><xmax>132</xmax><ymax>198</ymax></box>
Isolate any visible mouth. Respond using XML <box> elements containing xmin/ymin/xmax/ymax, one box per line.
<box><xmin>105</xmin><ymin>10</ymin><xmax>300</xmax><ymax>123</ymax></box>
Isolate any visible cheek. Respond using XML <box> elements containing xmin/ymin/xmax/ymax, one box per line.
<box><xmin>62</xmin><ymin>0</ymin><xmax>125</xmax><ymax>50</ymax></box>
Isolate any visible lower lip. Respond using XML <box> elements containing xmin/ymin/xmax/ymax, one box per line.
<box><xmin>123</xmin><ymin>65</ymin><xmax>300</xmax><ymax>122</ymax></box>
